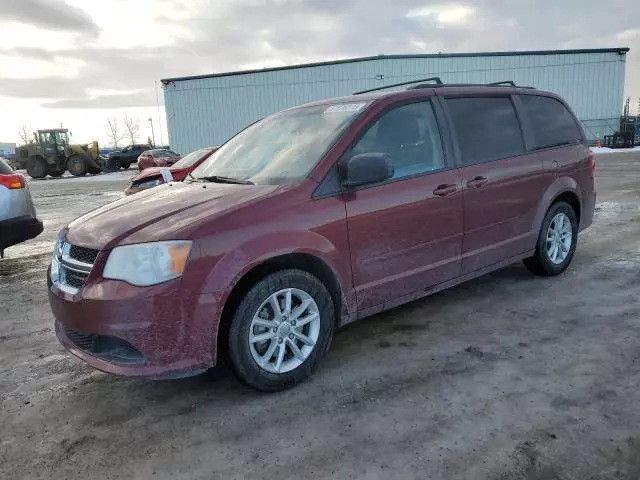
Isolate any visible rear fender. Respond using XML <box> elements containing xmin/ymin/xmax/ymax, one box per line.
<box><xmin>532</xmin><ymin>176</ymin><xmax>582</xmax><ymax>234</ymax></box>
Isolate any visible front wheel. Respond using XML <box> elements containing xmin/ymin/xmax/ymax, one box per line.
<box><xmin>524</xmin><ymin>201</ymin><xmax>578</xmax><ymax>276</ymax></box>
<box><xmin>67</xmin><ymin>155</ymin><xmax>87</xmax><ymax>176</ymax></box>
<box><xmin>26</xmin><ymin>157</ymin><xmax>48</xmax><ymax>179</ymax></box>
<box><xmin>228</xmin><ymin>269</ymin><xmax>335</xmax><ymax>391</ymax></box>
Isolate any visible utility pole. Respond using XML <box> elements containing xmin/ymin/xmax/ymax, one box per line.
<box><xmin>148</xmin><ymin>118</ymin><xmax>156</xmax><ymax>146</ymax></box>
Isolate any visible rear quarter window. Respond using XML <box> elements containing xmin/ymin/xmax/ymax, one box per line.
<box><xmin>518</xmin><ymin>95</ymin><xmax>583</xmax><ymax>149</ymax></box>
<box><xmin>446</xmin><ymin>96</ymin><xmax>525</xmax><ymax>165</ymax></box>
<box><xmin>0</xmin><ymin>158</ymin><xmax>14</xmax><ymax>174</ymax></box>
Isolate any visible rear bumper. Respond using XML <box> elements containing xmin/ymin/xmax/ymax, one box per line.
<box><xmin>580</xmin><ymin>190</ymin><xmax>596</xmax><ymax>232</ymax></box>
<box><xmin>0</xmin><ymin>215</ymin><xmax>43</xmax><ymax>251</ymax></box>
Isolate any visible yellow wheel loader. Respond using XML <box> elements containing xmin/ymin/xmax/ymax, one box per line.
<box><xmin>15</xmin><ymin>129</ymin><xmax>114</xmax><ymax>179</ymax></box>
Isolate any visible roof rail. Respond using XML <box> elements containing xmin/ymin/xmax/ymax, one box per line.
<box><xmin>353</xmin><ymin>77</ymin><xmax>443</xmax><ymax>95</ymax></box>
<box><xmin>487</xmin><ymin>81</ymin><xmax>515</xmax><ymax>87</ymax></box>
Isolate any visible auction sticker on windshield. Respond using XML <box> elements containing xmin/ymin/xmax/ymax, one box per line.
<box><xmin>324</xmin><ymin>103</ymin><xmax>366</xmax><ymax>114</ymax></box>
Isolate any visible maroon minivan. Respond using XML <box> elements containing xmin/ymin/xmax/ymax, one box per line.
<box><xmin>48</xmin><ymin>80</ymin><xmax>596</xmax><ymax>391</ymax></box>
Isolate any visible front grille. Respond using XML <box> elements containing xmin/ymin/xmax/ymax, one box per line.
<box><xmin>64</xmin><ymin>269</ymin><xmax>87</xmax><ymax>289</ymax></box>
<box><xmin>69</xmin><ymin>245</ymin><xmax>100</xmax><ymax>264</ymax></box>
<box><xmin>55</xmin><ymin>242</ymin><xmax>99</xmax><ymax>293</ymax></box>
<box><xmin>62</xmin><ymin>324</ymin><xmax>145</xmax><ymax>364</ymax></box>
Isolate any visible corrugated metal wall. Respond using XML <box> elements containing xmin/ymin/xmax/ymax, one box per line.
<box><xmin>164</xmin><ymin>50</ymin><xmax>627</xmax><ymax>154</ymax></box>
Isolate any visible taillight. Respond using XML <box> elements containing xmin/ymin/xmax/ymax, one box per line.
<box><xmin>588</xmin><ymin>150</ymin><xmax>596</xmax><ymax>177</ymax></box>
<box><xmin>0</xmin><ymin>173</ymin><xmax>25</xmax><ymax>189</ymax></box>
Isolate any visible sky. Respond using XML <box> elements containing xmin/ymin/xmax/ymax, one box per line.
<box><xmin>1</xmin><ymin>0</ymin><xmax>639</xmax><ymax>149</ymax></box>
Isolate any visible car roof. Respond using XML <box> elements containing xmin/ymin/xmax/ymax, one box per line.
<box><xmin>288</xmin><ymin>88</ymin><xmax>556</xmax><ymax>115</ymax></box>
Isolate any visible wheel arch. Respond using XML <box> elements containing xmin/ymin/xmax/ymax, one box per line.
<box><xmin>533</xmin><ymin>176</ymin><xmax>582</xmax><ymax>234</ymax></box>
<box><xmin>216</xmin><ymin>252</ymin><xmax>349</xmax><ymax>364</ymax></box>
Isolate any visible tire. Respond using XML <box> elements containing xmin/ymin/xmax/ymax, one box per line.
<box><xmin>26</xmin><ymin>157</ymin><xmax>48</xmax><ymax>179</ymax></box>
<box><xmin>120</xmin><ymin>161</ymin><xmax>131</xmax><ymax>170</ymax></box>
<box><xmin>67</xmin><ymin>155</ymin><xmax>87</xmax><ymax>177</ymax></box>
<box><xmin>228</xmin><ymin>269</ymin><xmax>335</xmax><ymax>391</ymax></box>
<box><xmin>524</xmin><ymin>201</ymin><xmax>578</xmax><ymax>276</ymax></box>
<box><xmin>48</xmin><ymin>168</ymin><xmax>65</xmax><ymax>178</ymax></box>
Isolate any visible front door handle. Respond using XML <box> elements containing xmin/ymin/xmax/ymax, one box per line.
<box><xmin>467</xmin><ymin>176</ymin><xmax>489</xmax><ymax>188</ymax></box>
<box><xmin>433</xmin><ymin>184</ymin><xmax>458</xmax><ymax>197</ymax></box>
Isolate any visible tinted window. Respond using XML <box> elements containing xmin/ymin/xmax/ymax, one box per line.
<box><xmin>447</xmin><ymin>97</ymin><xmax>524</xmax><ymax>165</ymax></box>
<box><xmin>351</xmin><ymin>101</ymin><xmax>445</xmax><ymax>180</ymax></box>
<box><xmin>518</xmin><ymin>95</ymin><xmax>582</xmax><ymax>149</ymax></box>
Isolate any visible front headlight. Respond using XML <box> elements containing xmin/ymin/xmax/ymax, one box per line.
<box><xmin>103</xmin><ymin>241</ymin><xmax>192</xmax><ymax>287</ymax></box>
<box><xmin>50</xmin><ymin>231</ymin><xmax>64</xmax><ymax>282</ymax></box>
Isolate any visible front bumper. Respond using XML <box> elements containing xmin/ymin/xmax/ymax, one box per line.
<box><xmin>48</xmin><ymin>271</ymin><xmax>220</xmax><ymax>378</ymax></box>
<box><xmin>0</xmin><ymin>215</ymin><xmax>43</xmax><ymax>252</ymax></box>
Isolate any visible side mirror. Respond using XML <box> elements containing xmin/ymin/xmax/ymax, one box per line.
<box><xmin>340</xmin><ymin>153</ymin><xmax>394</xmax><ymax>188</ymax></box>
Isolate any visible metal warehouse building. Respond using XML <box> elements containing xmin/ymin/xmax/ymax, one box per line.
<box><xmin>162</xmin><ymin>47</ymin><xmax>629</xmax><ymax>155</ymax></box>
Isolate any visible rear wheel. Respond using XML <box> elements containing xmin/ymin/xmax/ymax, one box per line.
<box><xmin>524</xmin><ymin>201</ymin><xmax>578</xmax><ymax>276</ymax></box>
<box><xmin>67</xmin><ymin>155</ymin><xmax>87</xmax><ymax>177</ymax></box>
<box><xmin>26</xmin><ymin>157</ymin><xmax>48</xmax><ymax>179</ymax></box>
<box><xmin>228</xmin><ymin>269</ymin><xmax>335</xmax><ymax>391</ymax></box>
<box><xmin>120</xmin><ymin>161</ymin><xmax>132</xmax><ymax>170</ymax></box>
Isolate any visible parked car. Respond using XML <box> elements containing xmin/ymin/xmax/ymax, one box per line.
<box><xmin>48</xmin><ymin>81</ymin><xmax>595</xmax><ymax>391</ymax></box>
<box><xmin>125</xmin><ymin>146</ymin><xmax>219</xmax><ymax>195</ymax></box>
<box><xmin>137</xmin><ymin>149</ymin><xmax>181</xmax><ymax>171</ymax></box>
<box><xmin>0</xmin><ymin>158</ymin><xmax>43</xmax><ymax>257</ymax></box>
<box><xmin>106</xmin><ymin>144</ymin><xmax>151</xmax><ymax>170</ymax></box>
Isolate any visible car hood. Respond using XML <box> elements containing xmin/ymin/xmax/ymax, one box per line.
<box><xmin>133</xmin><ymin>166</ymin><xmax>188</xmax><ymax>180</ymax></box>
<box><xmin>66</xmin><ymin>181</ymin><xmax>280</xmax><ymax>249</ymax></box>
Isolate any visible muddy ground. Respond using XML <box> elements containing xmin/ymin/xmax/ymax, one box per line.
<box><xmin>2</xmin><ymin>154</ymin><xmax>640</xmax><ymax>480</ymax></box>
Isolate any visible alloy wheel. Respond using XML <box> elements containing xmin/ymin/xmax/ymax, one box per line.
<box><xmin>248</xmin><ymin>288</ymin><xmax>321</xmax><ymax>374</ymax></box>
<box><xmin>546</xmin><ymin>212</ymin><xmax>572</xmax><ymax>265</ymax></box>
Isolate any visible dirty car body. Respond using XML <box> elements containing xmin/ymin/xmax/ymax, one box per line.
<box><xmin>48</xmin><ymin>84</ymin><xmax>596</xmax><ymax>390</ymax></box>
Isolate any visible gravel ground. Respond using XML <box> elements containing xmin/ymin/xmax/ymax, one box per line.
<box><xmin>1</xmin><ymin>154</ymin><xmax>640</xmax><ymax>480</ymax></box>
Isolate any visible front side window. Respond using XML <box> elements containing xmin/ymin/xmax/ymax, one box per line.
<box><xmin>350</xmin><ymin>101</ymin><xmax>445</xmax><ymax>180</ymax></box>
<box><xmin>446</xmin><ymin>97</ymin><xmax>525</xmax><ymax>165</ymax></box>
<box><xmin>192</xmin><ymin>102</ymin><xmax>368</xmax><ymax>185</ymax></box>
<box><xmin>518</xmin><ymin>95</ymin><xmax>583</xmax><ymax>149</ymax></box>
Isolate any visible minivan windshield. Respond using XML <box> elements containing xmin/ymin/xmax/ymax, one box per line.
<box><xmin>191</xmin><ymin>102</ymin><xmax>368</xmax><ymax>185</ymax></box>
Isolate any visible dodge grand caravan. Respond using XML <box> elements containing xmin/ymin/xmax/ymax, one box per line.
<box><xmin>48</xmin><ymin>79</ymin><xmax>596</xmax><ymax>391</ymax></box>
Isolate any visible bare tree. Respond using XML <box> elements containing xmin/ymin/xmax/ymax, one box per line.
<box><xmin>105</xmin><ymin>117</ymin><xmax>124</xmax><ymax>148</ymax></box>
<box><xmin>17</xmin><ymin>124</ymin><xmax>32</xmax><ymax>145</ymax></box>
<box><xmin>122</xmin><ymin>114</ymin><xmax>140</xmax><ymax>145</ymax></box>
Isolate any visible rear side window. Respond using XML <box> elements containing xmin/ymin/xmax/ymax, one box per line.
<box><xmin>0</xmin><ymin>158</ymin><xmax>13</xmax><ymax>174</ymax></box>
<box><xmin>446</xmin><ymin>97</ymin><xmax>525</xmax><ymax>165</ymax></box>
<box><xmin>518</xmin><ymin>95</ymin><xmax>583</xmax><ymax>149</ymax></box>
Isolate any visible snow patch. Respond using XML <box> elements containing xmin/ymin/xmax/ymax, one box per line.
<box><xmin>591</xmin><ymin>146</ymin><xmax>640</xmax><ymax>154</ymax></box>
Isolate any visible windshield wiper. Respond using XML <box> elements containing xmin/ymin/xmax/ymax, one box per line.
<box><xmin>196</xmin><ymin>175</ymin><xmax>254</xmax><ymax>185</ymax></box>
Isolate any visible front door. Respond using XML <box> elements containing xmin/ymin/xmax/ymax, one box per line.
<box><xmin>343</xmin><ymin>100</ymin><xmax>464</xmax><ymax>311</ymax></box>
<box><xmin>443</xmin><ymin>95</ymin><xmax>546</xmax><ymax>274</ymax></box>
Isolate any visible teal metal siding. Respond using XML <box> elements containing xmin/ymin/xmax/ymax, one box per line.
<box><xmin>164</xmin><ymin>49</ymin><xmax>627</xmax><ymax>154</ymax></box>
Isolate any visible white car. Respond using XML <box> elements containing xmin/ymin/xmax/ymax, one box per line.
<box><xmin>0</xmin><ymin>158</ymin><xmax>43</xmax><ymax>257</ymax></box>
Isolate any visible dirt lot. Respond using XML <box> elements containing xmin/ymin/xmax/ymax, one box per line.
<box><xmin>2</xmin><ymin>154</ymin><xmax>640</xmax><ymax>480</ymax></box>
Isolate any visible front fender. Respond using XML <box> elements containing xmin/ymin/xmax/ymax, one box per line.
<box><xmin>198</xmin><ymin>228</ymin><xmax>355</xmax><ymax>323</ymax></box>
<box><xmin>532</xmin><ymin>176</ymin><xmax>582</xmax><ymax>234</ymax></box>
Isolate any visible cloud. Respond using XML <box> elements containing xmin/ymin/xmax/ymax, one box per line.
<box><xmin>44</xmin><ymin>90</ymin><xmax>156</xmax><ymax>109</ymax></box>
<box><xmin>0</xmin><ymin>0</ymin><xmax>638</xmax><ymax>114</ymax></box>
<box><xmin>2</xmin><ymin>0</ymin><xmax>98</xmax><ymax>33</ymax></box>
